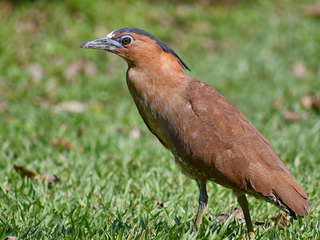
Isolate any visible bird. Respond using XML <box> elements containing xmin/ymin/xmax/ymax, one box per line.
<box><xmin>80</xmin><ymin>28</ymin><xmax>309</xmax><ymax>237</ymax></box>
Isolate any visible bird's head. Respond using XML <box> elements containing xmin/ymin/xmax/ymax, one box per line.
<box><xmin>80</xmin><ymin>28</ymin><xmax>190</xmax><ymax>72</ymax></box>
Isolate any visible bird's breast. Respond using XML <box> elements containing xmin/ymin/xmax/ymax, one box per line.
<box><xmin>126</xmin><ymin>69</ymin><xmax>189</xmax><ymax>150</ymax></box>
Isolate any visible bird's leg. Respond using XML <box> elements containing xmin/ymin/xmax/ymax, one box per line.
<box><xmin>193</xmin><ymin>180</ymin><xmax>208</xmax><ymax>231</ymax></box>
<box><xmin>237</xmin><ymin>194</ymin><xmax>255</xmax><ymax>238</ymax></box>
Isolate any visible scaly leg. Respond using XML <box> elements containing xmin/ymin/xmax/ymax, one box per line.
<box><xmin>193</xmin><ymin>180</ymin><xmax>208</xmax><ymax>231</ymax></box>
<box><xmin>237</xmin><ymin>194</ymin><xmax>255</xmax><ymax>238</ymax></box>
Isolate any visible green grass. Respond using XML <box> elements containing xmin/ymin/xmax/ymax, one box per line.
<box><xmin>1</xmin><ymin>0</ymin><xmax>319</xmax><ymax>239</ymax></box>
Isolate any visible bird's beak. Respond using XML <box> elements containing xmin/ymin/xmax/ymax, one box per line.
<box><xmin>80</xmin><ymin>37</ymin><xmax>123</xmax><ymax>51</ymax></box>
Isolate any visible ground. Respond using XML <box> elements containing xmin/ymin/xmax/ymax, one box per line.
<box><xmin>0</xmin><ymin>0</ymin><xmax>319</xmax><ymax>239</ymax></box>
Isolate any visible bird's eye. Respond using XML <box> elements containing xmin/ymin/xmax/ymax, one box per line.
<box><xmin>121</xmin><ymin>36</ymin><xmax>132</xmax><ymax>45</ymax></box>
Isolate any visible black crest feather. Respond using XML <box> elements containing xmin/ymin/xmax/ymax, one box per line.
<box><xmin>113</xmin><ymin>28</ymin><xmax>191</xmax><ymax>71</ymax></box>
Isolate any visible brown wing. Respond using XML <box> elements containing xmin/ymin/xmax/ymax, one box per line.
<box><xmin>175</xmin><ymin>78</ymin><xmax>309</xmax><ymax>217</ymax></box>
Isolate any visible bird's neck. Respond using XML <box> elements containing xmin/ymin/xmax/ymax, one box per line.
<box><xmin>126</xmin><ymin>59</ymin><xmax>187</xmax><ymax>96</ymax></box>
<box><xmin>127</xmin><ymin>50</ymin><xmax>186</xmax><ymax>85</ymax></box>
<box><xmin>126</xmin><ymin>61</ymin><xmax>189</xmax><ymax>120</ymax></box>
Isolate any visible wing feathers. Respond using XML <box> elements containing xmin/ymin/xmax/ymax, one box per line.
<box><xmin>184</xmin><ymin>78</ymin><xmax>309</xmax><ymax>217</ymax></box>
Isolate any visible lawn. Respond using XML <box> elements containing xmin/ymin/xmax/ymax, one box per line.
<box><xmin>0</xmin><ymin>0</ymin><xmax>319</xmax><ymax>239</ymax></box>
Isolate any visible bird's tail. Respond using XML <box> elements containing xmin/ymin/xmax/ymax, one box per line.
<box><xmin>265</xmin><ymin>171</ymin><xmax>309</xmax><ymax>218</ymax></box>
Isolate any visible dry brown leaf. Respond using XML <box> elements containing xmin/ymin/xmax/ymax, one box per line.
<box><xmin>303</xmin><ymin>4</ymin><xmax>320</xmax><ymax>18</ymax></box>
<box><xmin>26</xmin><ymin>64</ymin><xmax>44</xmax><ymax>83</ymax></box>
<box><xmin>13</xmin><ymin>164</ymin><xmax>41</xmax><ymax>183</ymax></box>
<box><xmin>51</xmin><ymin>138</ymin><xmax>73</xmax><ymax>151</ymax></box>
<box><xmin>300</xmin><ymin>94</ymin><xmax>320</xmax><ymax>113</ymax></box>
<box><xmin>278</xmin><ymin>214</ymin><xmax>291</xmax><ymax>229</ymax></box>
<box><xmin>283</xmin><ymin>109</ymin><xmax>301</xmax><ymax>123</ymax></box>
<box><xmin>216</xmin><ymin>214</ymin><xmax>229</xmax><ymax>224</ymax></box>
<box><xmin>5</xmin><ymin>116</ymin><xmax>14</xmax><ymax>125</ymax></box>
<box><xmin>52</xmin><ymin>101</ymin><xmax>87</xmax><ymax>113</ymax></box>
<box><xmin>5</xmin><ymin>236</ymin><xmax>18</xmax><ymax>240</ymax></box>
<box><xmin>272</xmin><ymin>98</ymin><xmax>284</xmax><ymax>109</ymax></box>
<box><xmin>270</xmin><ymin>213</ymin><xmax>291</xmax><ymax>229</ymax></box>
<box><xmin>14</xmin><ymin>165</ymin><xmax>59</xmax><ymax>188</ymax></box>
<box><xmin>84</xmin><ymin>61</ymin><xmax>97</xmax><ymax>77</ymax></box>
<box><xmin>292</xmin><ymin>61</ymin><xmax>307</xmax><ymax>78</ymax></box>
<box><xmin>255</xmin><ymin>220</ymin><xmax>265</xmax><ymax>226</ymax></box>
<box><xmin>52</xmin><ymin>56</ymin><xmax>64</xmax><ymax>66</ymax></box>
<box><xmin>41</xmin><ymin>173</ymin><xmax>59</xmax><ymax>188</ymax></box>
<box><xmin>176</xmin><ymin>5</ymin><xmax>192</xmax><ymax>18</ymax></box>
<box><xmin>0</xmin><ymin>2</ymin><xmax>12</xmax><ymax>15</ymax></box>
<box><xmin>92</xmin><ymin>205</ymin><xmax>101</xmax><ymax>210</ymax></box>
<box><xmin>192</xmin><ymin>21</ymin><xmax>212</xmax><ymax>34</ymax></box>
<box><xmin>64</xmin><ymin>60</ymin><xmax>83</xmax><ymax>84</ymax></box>
<box><xmin>131</xmin><ymin>162</ymin><xmax>139</xmax><ymax>167</ymax></box>
<box><xmin>232</xmin><ymin>208</ymin><xmax>244</xmax><ymax>220</ymax></box>
<box><xmin>51</xmin><ymin>138</ymin><xmax>83</xmax><ymax>152</ymax></box>
<box><xmin>15</xmin><ymin>19</ymin><xmax>38</xmax><ymax>33</ymax></box>
<box><xmin>0</xmin><ymin>101</ymin><xmax>8</xmax><ymax>112</ymax></box>
<box><xmin>300</xmin><ymin>95</ymin><xmax>314</xmax><ymax>109</ymax></box>
<box><xmin>78</xmin><ymin>146</ymin><xmax>84</xmax><ymax>153</ymax></box>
